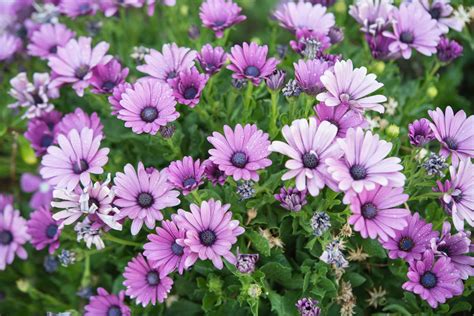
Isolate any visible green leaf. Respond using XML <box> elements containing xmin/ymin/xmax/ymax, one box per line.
<box><xmin>260</xmin><ymin>262</ymin><xmax>292</xmax><ymax>284</ymax></box>
<box><xmin>18</xmin><ymin>135</ymin><xmax>37</xmax><ymax>165</ymax></box>
<box><xmin>361</xmin><ymin>238</ymin><xmax>387</xmax><ymax>258</ymax></box>
<box><xmin>345</xmin><ymin>272</ymin><xmax>366</xmax><ymax>287</ymax></box>
<box><xmin>448</xmin><ymin>301</ymin><xmax>471</xmax><ymax>314</ymax></box>
<box><xmin>247</xmin><ymin>230</ymin><xmax>271</xmax><ymax>256</ymax></box>
<box><xmin>382</xmin><ymin>304</ymin><xmax>412</xmax><ymax>316</ymax></box>
<box><xmin>268</xmin><ymin>291</ymin><xmax>298</xmax><ymax>316</ymax></box>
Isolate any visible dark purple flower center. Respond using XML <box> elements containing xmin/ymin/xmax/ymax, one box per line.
<box><xmin>75</xmin><ymin>65</ymin><xmax>90</xmax><ymax>80</ymax></box>
<box><xmin>137</xmin><ymin>192</ymin><xmax>154</xmax><ymax>208</ymax></box>
<box><xmin>40</xmin><ymin>134</ymin><xmax>54</xmax><ymax>148</ymax></box>
<box><xmin>140</xmin><ymin>106</ymin><xmax>158</xmax><ymax>123</ymax></box>
<box><xmin>146</xmin><ymin>271</ymin><xmax>160</xmax><ymax>285</ymax></box>
<box><xmin>32</xmin><ymin>93</ymin><xmax>43</xmax><ymax>105</ymax></box>
<box><xmin>429</xmin><ymin>6</ymin><xmax>442</xmax><ymax>20</ymax></box>
<box><xmin>443</xmin><ymin>137</ymin><xmax>458</xmax><ymax>150</ymax></box>
<box><xmin>302</xmin><ymin>152</ymin><xmax>319</xmax><ymax>169</ymax></box>
<box><xmin>46</xmin><ymin>224</ymin><xmax>58</xmax><ymax>239</ymax></box>
<box><xmin>184</xmin><ymin>86</ymin><xmax>198</xmax><ymax>100</ymax></box>
<box><xmin>166</xmin><ymin>71</ymin><xmax>177</xmax><ymax>80</ymax></box>
<box><xmin>398</xmin><ymin>236</ymin><xmax>414</xmax><ymax>251</ymax></box>
<box><xmin>88</xmin><ymin>197</ymin><xmax>100</xmax><ymax>209</ymax></box>
<box><xmin>349</xmin><ymin>164</ymin><xmax>367</xmax><ymax>180</ymax></box>
<box><xmin>400</xmin><ymin>31</ymin><xmax>414</xmax><ymax>44</ymax></box>
<box><xmin>183</xmin><ymin>177</ymin><xmax>197</xmax><ymax>188</ymax></box>
<box><xmin>420</xmin><ymin>271</ymin><xmax>437</xmax><ymax>289</ymax></box>
<box><xmin>102</xmin><ymin>81</ymin><xmax>116</xmax><ymax>92</ymax></box>
<box><xmin>452</xmin><ymin>190</ymin><xmax>463</xmax><ymax>203</ymax></box>
<box><xmin>212</xmin><ymin>168</ymin><xmax>224</xmax><ymax>178</ymax></box>
<box><xmin>327</xmin><ymin>119</ymin><xmax>340</xmax><ymax>130</ymax></box>
<box><xmin>171</xmin><ymin>241</ymin><xmax>184</xmax><ymax>256</ymax></box>
<box><xmin>49</xmin><ymin>45</ymin><xmax>58</xmax><ymax>54</ymax></box>
<box><xmin>78</xmin><ymin>3</ymin><xmax>91</xmax><ymax>14</ymax></box>
<box><xmin>199</xmin><ymin>229</ymin><xmax>217</xmax><ymax>246</ymax></box>
<box><xmin>361</xmin><ymin>202</ymin><xmax>377</xmax><ymax>219</ymax></box>
<box><xmin>72</xmin><ymin>159</ymin><xmax>89</xmax><ymax>174</ymax></box>
<box><xmin>0</xmin><ymin>230</ymin><xmax>13</xmax><ymax>245</ymax></box>
<box><xmin>437</xmin><ymin>244</ymin><xmax>450</xmax><ymax>256</ymax></box>
<box><xmin>244</xmin><ymin>66</ymin><xmax>260</xmax><ymax>77</ymax></box>
<box><xmin>213</xmin><ymin>20</ymin><xmax>226</xmax><ymax>27</ymax></box>
<box><xmin>107</xmin><ymin>305</ymin><xmax>122</xmax><ymax>316</ymax></box>
<box><xmin>231</xmin><ymin>152</ymin><xmax>247</xmax><ymax>168</ymax></box>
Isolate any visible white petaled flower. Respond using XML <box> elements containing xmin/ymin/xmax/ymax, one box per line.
<box><xmin>317</xmin><ymin>59</ymin><xmax>387</xmax><ymax>113</ymax></box>
<box><xmin>74</xmin><ymin>218</ymin><xmax>105</xmax><ymax>250</ymax></box>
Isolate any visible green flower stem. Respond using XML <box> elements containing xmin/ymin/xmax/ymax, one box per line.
<box><xmin>103</xmin><ymin>234</ymin><xmax>142</xmax><ymax>247</ymax></box>
<box><xmin>303</xmin><ymin>94</ymin><xmax>314</xmax><ymax>117</ymax></box>
<box><xmin>243</xmin><ymin>82</ymin><xmax>254</xmax><ymax>123</ymax></box>
<box><xmin>191</xmin><ymin>190</ymin><xmax>202</xmax><ymax>204</ymax></box>
<box><xmin>80</xmin><ymin>253</ymin><xmax>91</xmax><ymax>288</ymax></box>
<box><xmin>269</xmin><ymin>91</ymin><xmax>280</xmax><ymax>138</ymax></box>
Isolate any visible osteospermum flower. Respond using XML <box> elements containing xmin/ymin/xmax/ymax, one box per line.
<box><xmin>316</xmin><ymin>59</ymin><xmax>387</xmax><ymax>113</ymax></box>
<box><xmin>197</xmin><ymin>44</ymin><xmax>228</xmax><ymax>75</ymax></box>
<box><xmin>123</xmin><ymin>254</ymin><xmax>174</xmax><ymax>307</ymax></box>
<box><xmin>382</xmin><ymin>213</ymin><xmax>439</xmax><ymax>262</ymax></box>
<box><xmin>0</xmin><ymin>205</ymin><xmax>29</xmax><ymax>270</ymax></box>
<box><xmin>428</xmin><ymin>106</ymin><xmax>474</xmax><ymax>166</ymax></box>
<box><xmin>113</xmin><ymin>163</ymin><xmax>180</xmax><ymax>235</ymax></box>
<box><xmin>40</xmin><ymin>127</ymin><xmax>109</xmax><ymax>191</ymax></box>
<box><xmin>417</xmin><ymin>0</ymin><xmax>463</xmax><ymax>33</ymax></box>
<box><xmin>27</xmin><ymin>206</ymin><xmax>61</xmax><ymax>254</ymax></box>
<box><xmin>199</xmin><ymin>0</ymin><xmax>246</xmax><ymax>38</ymax></box>
<box><xmin>108</xmin><ymin>82</ymin><xmax>132</xmax><ymax>115</ymax></box>
<box><xmin>0</xmin><ymin>33</ymin><xmax>21</xmax><ymax>61</ymax></box>
<box><xmin>408</xmin><ymin>118</ymin><xmax>435</xmax><ymax>147</ymax></box>
<box><xmin>143</xmin><ymin>220</ymin><xmax>190</xmax><ymax>277</ymax></box>
<box><xmin>27</xmin><ymin>23</ymin><xmax>75</xmax><ymax>59</ymax></box>
<box><xmin>402</xmin><ymin>250</ymin><xmax>463</xmax><ymax>308</ymax></box>
<box><xmin>89</xmin><ymin>59</ymin><xmax>129</xmax><ymax>94</ymax></box>
<box><xmin>172</xmin><ymin>199</ymin><xmax>245</xmax><ymax>269</ymax></box>
<box><xmin>437</xmin><ymin>36</ymin><xmax>463</xmax><ymax>63</ymax></box>
<box><xmin>431</xmin><ymin>221</ymin><xmax>474</xmax><ymax>280</ymax></box>
<box><xmin>326</xmin><ymin>127</ymin><xmax>406</xmax><ymax>193</ymax></box>
<box><xmin>99</xmin><ymin>0</ymin><xmax>143</xmax><ymax>17</ymax></box>
<box><xmin>57</xmin><ymin>108</ymin><xmax>104</xmax><ymax>138</ymax></box>
<box><xmin>84</xmin><ymin>288</ymin><xmax>131</xmax><ymax>316</ymax></box>
<box><xmin>227</xmin><ymin>42</ymin><xmax>279</xmax><ymax>85</ymax></box>
<box><xmin>25</xmin><ymin>117</ymin><xmax>58</xmax><ymax>157</ymax></box>
<box><xmin>0</xmin><ymin>194</ymin><xmax>14</xmax><ymax>212</ymax></box>
<box><xmin>347</xmin><ymin>185</ymin><xmax>409</xmax><ymax>241</ymax></box>
<box><xmin>273</xmin><ymin>1</ymin><xmax>335</xmax><ymax>36</ymax></box>
<box><xmin>294</xmin><ymin>59</ymin><xmax>331</xmax><ymax>96</ymax></box>
<box><xmin>20</xmin><ymin>173</ymin><xmax>53</xmax><ymax>209</ymax></box>
<box><xmin>167</xmin><ymin>156</ymin><xmax>205</xmax><ymax>195</ymax></box>
<box><xmin>274</xmin><ymin>187</ymin><xmax>308</xmax><ymax>212</ymax></box>
<box><xmin>203</xmin><ymin>160</ymin><xmax>227</xmax><ymax>186</ymax></box>
<box><xmin>383</xmin><ymin>2</ymin><xmax>442</xmax><ymax>59</ymax></box>
<box><xmin>349</xmin><ymin>0</ymin><xmax>394</xmax><ymax>34</ymax></box>
<box><xmin>59</xmin><ymin>0</ymin><xmax>99</xmax><ymax>18</ymax></box>
<box><xmin>314</xmin><ymin>102</ymin><xmax>368</xmax><ymax>138</ymax></box>
<box><xmin>207</xmin><ymin>124</ymin><xmax>272</xmax><ymax>181</ymax></box>
<box><xmin>137</xmin><ymin>43</ymin><xmax>197</xmax><ymax>83</ymax></box>
<box><xmin>48</xmin><ymin>36</ymin><xmax>111</xmax><ymax>96</ymax></box>
<box><xmin>440</xmin><ymin>159</ymin><xmax>474</xmax><ymax>231</ymax></box>
<box><xmin>170</xmin><ymin>67</ymin><xmax>209</xmax><ymax>107</ymax></box>
<box><xmin>118</xmin><ymin>79</ymin><xmax>180</xmax><ymax>135</ymax></box>
<box><xmin>270</xmin><ymin>119</ymin><xmax>340</xmax><ymax>196</ymax></box>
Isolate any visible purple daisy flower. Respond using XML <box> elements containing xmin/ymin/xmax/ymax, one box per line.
<box><xmin>314</xmin><ymin>102</ymin><xmax>368</xmax><ymax>138</ymax></box>
<box><xmin>408</xmin><ymin>118</ymin><xmax>435</xmax><ymax>147</ymax></box>
<box><xmin>172</xmin><ymin>199</ymin><xmax>245</xmax><ymax>269</ymax></box>
<box><xmin>24</xmin><ymin>117</ymin><xmax>59</xmax><ymax>157</ymax></box>
<box><xmin>417</xmin><ymin>0</ymin><xmax>463</xmax><ymax>33</ymax></box>
<box><xmin>349</xmin><ymin>0</ymin><xmax>394</xmax><ymax>35</ymax></box>
<box><xmin>383</xmin><ymin>2</ymin><xmax>441</xmax><ymax>59</ymax></box>
<box><xmin>57</xmin><ymin>108</ymin><xmax>104</xmax><ymax>138</ymax></box>
<box><xmin>326</xmin><ymin>127</ymin><xmax>406</xmax><ymax>194</ymax></box>
<box><xmin>203</xmin><ymin>159</ymin><xmax>227</xmax><ymax>186</ymax></box>
<box><xmin>59</xmin><ymin>0</ymin><xmax>99</xmax><ymax>18</ymax></box>
<box><xmin>440</xmin><ymin>159</ymin><xmax>474</xmax><ymax>231</ymax></box>
<box><xmin>40</xmin><ymin>127</ymin><xmax>109</xmax><ymax>191</ymax></box>
<box><xmin>437</xmin><ymin>37</ymin><xmax>463</xmax><ymax>63</ymax></box>
<box><xmin>317</xmin><ymin>59</ymin><xmax>387</xmax><ymax>113</ymax></box>
<box><xmin>137</xmin><ymin>43</ymin><xmax>197</xmax><ymax>83</ymax></box>
<box><xmin>428</xmin><ymin>106</ymin><xmax>474</xmax><ymax>166</ymax></box>
<box><xmin>227</xmin><ymin>42</ymin><xmax>279</xmax><ymax>86</ymax></box>
<box><xmin>347</xmin><ymin>185</ymin><xmax>409</xmax><ymax>241</ymax></box>
<box><xmin>143</xmin><ymin>219</ymin><xmax>190</xmax><ymax>277</ymax></box>
<box><xmin>108</xmin><ymin>82</ymin><xmax>132</xmax><ymax>115</ymax></box>
<box><xmin>266</xmin><ymin>69</ymin><xmax>286</xmax><ymax>91</ymax></box>
<box><xmin>270</xmin><ymin>119</ymin><xmax>341</xmax><ymax>196</ymax></box>
<box><xmin>0</xmin><ymin>33</ymin><xmax>21</xmax><ymax>61</ymax></box>
<box><xmin>27</xmin><ymin>206</ymin><xmax>61</xmax><ymax>254</ymax></box>
<box><xmin>27</xmin><ymin>23</ymin><xmax>75</xmax><ymax>60</ymax></box>
<box><xmin>382</xmin><ymin>213</ymin><xmax>439</xmax><ymax>262</ymax></box>
<box><xmin>290</xmin><ymin>29</ymin><xmax>332</xmax><ymax>56</ymax></box>
<box><xmin>274</xmin><ymin>187</ymin><xmax>308</xmax><ymax>212</ymax></box>
<box><xmin>431</xmin><ymin>221</ymin><xmax>474</xmax><ymax>280</ymax></box>
<box><xmin>294</xmin><ymin>59</ymin><xmax>331</xmax><ymax>96</ymax></box>
<box><xmin>118</xmin><ymin>78</ymin><xmax>180</xmax><ymax>135</ymax></box>
<box><xmin>170</xmin><ymin>67</ymin><xmax>209</xmax><ymax>107</ymax></box>
<box><xmin>273</xmin><ymin>1</ymin><xmax>335</xmax><ymax>36</ymax></box>
<box><xmin>197</xmin><ymin>44</ymin><xmax>227</xmax><ymax>75</ymax></box>
<box><xmin>295</xmin><ymin>297</ymin><xmax>321</xmax><ymax>316</ymax></box>
<box><xmin>236</xmin><ymin>249</ymin><xmax>259</xmax><ymax>274</ymax></box>
<box><xmin>0</xmin><ymin>205</ymin><xmax>29</xmax><ymax>270</ymax></box>
<box><xmin>20</xmin><ymin>173</ymin><xmax>53</xmax><ymax>208</ymax></box>
<box><xmin>99</xmin><ymin>0</ymin><xmax>143</xmax><ymax>17</ymax></box>
<box><xmin>0</xmin><ymin>194</ymin><xmax>13</xmax><ymax>212</ymax></box>
<box><xmin>113</xmin><ymin>162</ymin><xmax>180</xmax><ymax>235</ymax></box>
<box><xmin>167</xmin><ymin>156</ymin><xmax>206</xmax><ymax>195</ymax></box>
<box><xmin>199</xmin><ymin>0</ymin><xmax>246</xmax><ymax>38</ymax></box>
<box><xmin>207</xmin><ymin>124</ymin><xmax>272</xmax><ymax>181</ymax></box>
<box><xmin>85</xmin><ymin>288</ymin><xmax>131</xmax><ymax>316</ymax></box>
<box><xmin>123</xmin><ymin>254</ymin><xmax>174</xmax><ymax>307</ymax></box>
<box><xmin>89</xmin><ymin>59</ymin><xmax>129</xmax><ymax>94</ymax></box>
<box><xmin>48</xmin><ymin>36</ymin><xmax>111</xmax><ymax>97</ymax></box>
<box><xmin>402</xmin><ymin>250</ymin><xmax>463</xmax><ymax>308</ymax></box>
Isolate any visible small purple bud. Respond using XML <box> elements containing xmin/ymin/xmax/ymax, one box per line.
<box><xmin>437</xmin><ymin>37</ymin><xmax>463</xmax><ymax>63</ymax></box>
<box><xmin>265</xmin><ymin>70</ymin><xmax>286</xmax><ymax>91</ymax></box>
<box><xmin>408</xmin><ymin>118</ymin><xmax>435</xmax><ymax>147</ymax></box>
